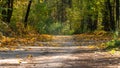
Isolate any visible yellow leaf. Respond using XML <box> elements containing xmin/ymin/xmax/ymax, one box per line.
<box><xmin>109</xmin><ymin>50</ymin><xmax>116</xmax><ymax>54</ymax></box>
<box><xmin>10</xmin><ymin>48</ymin><xmax>16</xmax><ymax>51</ymax></box>
<box><xmin>40</xmin><ymin>0</ymin><xmax>44</xmax><ymax>3</ymax></box>
<box><xmin>18</xmin><ymin>60</ymin><xmax>22</xmax><ymax>64</ymax></box>
<box><xmin>27</xmin><ymin>54</ymin><xmax>33</xmax><ymax>59</ymax></box>
<box><xmin>88</xmin><ymin>45</ymin><xmax>95</xmax><ymax>49</ymax></box>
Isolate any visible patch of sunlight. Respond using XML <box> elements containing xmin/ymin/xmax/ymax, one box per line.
<box><xmin>0</xmin><ymin>59</ymin><xmax>27</xmax><ymax>64</ymax></box>
<box><xmin>114</xmin><ymin>51</ymin><xmax>120</xmax><ymax>55</ymax></box>
<box><xmin>47</xmin><ymin>63</ymin><xmax>64</xmax><ymax>67</ymax></box>
<box><xmin>109</xmin><ymin>49</ymin><xmax>116</xmax><ymax>54</ymax></box>
<box><xmin>77</xmin><ymin>46</ymin><xmax>81</xmax><ymax>48</ymax></box>
<box><xmin>51</xmin><ymin>55</ymin><xmax>79</xmax><ymax>60</ymax></box>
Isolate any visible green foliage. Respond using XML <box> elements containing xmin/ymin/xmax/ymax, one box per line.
<box><xmin>105</xmin><ymin>31</ymin><xmax>120</xmax><ymax>50</ymax></box>
<box><xmin>0</xmin><ymin>0</ymin><xmax>119</xmax><ymax>35</ymax></box>
<box><xmin>36</xmin><ymin>22</ymin><xmax>74</xmax><ymax>35</ymax></box>
<box><xmin>105</xmin><ymin>40</ymin><xmax>120</xmax><ymax>50</ymax></box>
<box><xmin>113</xmin><ymin>31</ymin><xmax>119</xmax><ymax>40</ymax></box>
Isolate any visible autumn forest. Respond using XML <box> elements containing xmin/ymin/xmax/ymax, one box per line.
<box><xmin>0</xmin><ymin>0</ymin><xmax>120</xmax><ymax>68</ymax></box>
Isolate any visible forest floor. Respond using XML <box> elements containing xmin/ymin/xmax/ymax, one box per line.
<box><xmin>0</xmin><ymin>34</ymin><xmax>120</xmax><ymax>68</ymax></box>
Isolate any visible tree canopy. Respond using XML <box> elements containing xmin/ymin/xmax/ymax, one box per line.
<box><xmin>0</xmin><ymin>0</ymin><xmax>119</xmax><ymax>35</ymax></box>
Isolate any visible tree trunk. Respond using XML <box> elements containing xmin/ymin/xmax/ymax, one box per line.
<box><xmin>7</xmin><ymin>0</ymin><xmax>14</xmax><ymax>23</ymax></box>
<box><xmin>107</xmin><ymin>0</ymin><xmax>115</xmax><ymax>31</ymax></box>
<box><xmin>1</xmin><ymin>0</ymin><xmax>14</xmax><ymax>23</ymax></box>
<box><xmin>68</xmin><ymin>0</ymin><xmax>72</xmax><ymax>8</ymax></box>
<box><xmin>56</xmin><ymin>0</ymin><xmax>67</xmax><ymax>23</ymax></box>
<box><xmin>24</xmin><ymin>0</ymin><xmax>32</xmax><ymax>28</ymax></box>
<box><xmin>102</xmin><ymin>0</ymin><xmax>115</xmax><ymax>31</ymax></box>
<box><xmin>61</xmin><ymin>0</ymin><xmax>67</xmax><ymax>22</ymax></box>
<box><xmin>116</xmin><ymin>0</ymin><xmax>119</xmax><ymax>30</ymax></box>
<box><xmin>92</xmin><ymin>13</ymin><xmax>98</xmax><ymax>31</ymax></box>
<box><xmin>1</xmin><ymin>5</ymin><xmax>7</xmax><ymax>22</ymax></box>
<box><xmin>87</xmin><ymin>15</ymin><xmax>93</xmax><ymax>31</ymax></box>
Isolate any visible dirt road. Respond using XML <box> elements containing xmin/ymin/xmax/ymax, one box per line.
<box><xmin>0</xmin><ymin>35</ymin><xmax>120</xmax><ymax>68</ymax></box>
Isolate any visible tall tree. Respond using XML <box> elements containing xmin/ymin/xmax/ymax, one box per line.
<box><xmin>84</xmin><ymin>0</ymin><xmax>98</xmax><ymax>31</ymax></box>
<box><xmin>1</xmin><ymin>1</ymin><xmax>7</xmax><ymax>22</ymax></box>
<box><xmin>56</xmin><ymin>0</ymin><xmax>72</xmax><ymax>23</ymax></box>
<box><xmin>68</xmin><ymin>0</ymin><xmax>72</xmax><ymax>8</ymax></box>
<box><xmin>107</xmin><ymin>0</ymin><xmax>115</xmax><ymax>31</ymax></box>
<box><xmin>116</xmin><ymin>0</ymin><xmax>119</xmax><ymax>30</ymax></box>
<box><xmin>102</xmin><ymin>0</ymin><xmax>115</xmax><ymax>31</ymax></box>
<box><xmin>24</xmin><ymin>0</ymin><xmax>32</xmax><ymax>28</ymax></box>
<box><xmin>1</xmin><ymin>0</ymin><xmax>14</xmax><ymax>23</ymax></box>
<box><xmin>7</xmin><ymin>0</ymin><xmax>14</xmax><ymax>23</ymax></box>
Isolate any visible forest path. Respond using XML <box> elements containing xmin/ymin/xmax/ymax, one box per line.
<box><xmin>0</xmin><ymin>35</ymin><xmax>120</xmax><ymax>68</ymax></box>
<box><xmin>37</xmin><ymin>35</ymin><xmax>109</xmax><ymax>46</ymax></box>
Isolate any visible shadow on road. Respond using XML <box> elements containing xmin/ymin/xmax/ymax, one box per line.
<box><xmin>0</xmin><ymin>46</ymin><xmax>119</xmax><ymax>68</ymax></box>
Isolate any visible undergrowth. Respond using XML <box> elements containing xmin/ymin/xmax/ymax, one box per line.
<box><xmin>105</xmin><ymin>40</ymin><xmax>120</xmax><ymax>50</ymax></box>
<box><xmin>104</xmin><ymin>31</ymin><xmax>120</xmax><ymax>50</ymax></box>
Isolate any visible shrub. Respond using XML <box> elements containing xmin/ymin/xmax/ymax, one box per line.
<box><xmin>0</xmin><ymin>21</ymin><xmax>14</xmax><ymax>36</ymax></box>
<box><xmin>105</xmin><ymin>40</ymin><xmax>120</xmax><ymax>50</ymax></box>
<box><xmin>105</xmin><ymin>31</ymin><xmax>120</xmax><ymax>49</ymax></box>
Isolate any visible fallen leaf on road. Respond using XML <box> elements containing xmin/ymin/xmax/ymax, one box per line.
<box><xmin>27</xmin><ymin>54</ymin><xmax>33</xmax><ymax>59</ymax></box>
